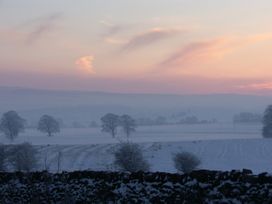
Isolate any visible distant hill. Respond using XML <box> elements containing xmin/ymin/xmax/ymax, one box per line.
<box><xmin>0</xmin><ymin>87</ymin><xmax>271</xmax><ymax>125</ymax></box>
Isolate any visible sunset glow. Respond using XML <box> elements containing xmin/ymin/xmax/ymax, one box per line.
<box><xmin>1</xmin><ymin>0</ymin><xmax>272</xmax><ymax>94</ymax></box>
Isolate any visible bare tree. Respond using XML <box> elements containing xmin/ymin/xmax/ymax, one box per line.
<box><xmin>0</xmin><ymin>144</ymin><xmax>6</xmax><ymax>171</ymax></box>
<box><xmin>38</xmin><ymin>115</ymin><xmax>60</xmax><ymax>136</ymax></box>
<box><xmin>173</xmin><ymin>152</ymin><xmax>201</xmax><ymax>173</ymax></box>
<box><xmin>8</xmin><ymin>142</ymin><xmax>38</xmax><ymax>172</ymax></box>
<box><xmin>263</xmin><ymin>105</ymin><xmax>272</xmax><ymax>138</ymax></box>
<box><xmin>120</xmin><ymin>114</ymin><xmax>136</xmax><ymax>138</ymax></box>
<box><xmin>101</xmin><ymin>113</ymin><xmax>119</xmax><ymax>137</ymax></box>
<box><xmin>0</xmin><ymin>110</ymin><xmax>26</xmax><ymax>142</ymax></box>
<box><xmin>57</xmin><ymin>150</ymin><xmax>62</xmax><ymax>173</ymax></box>
<box><xmin>43</xmin><ymin>151</ymin><xmax>50</xmax><ymax>171</ymax></box>
<box><xmin>114</xmin><ymin>142</ymin><xmax>150</xmax><ymax>172</ymax></box>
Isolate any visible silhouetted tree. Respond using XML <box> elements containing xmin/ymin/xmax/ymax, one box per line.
<box><xmin>120</xmin><ymin>114</ymin><xmax>136</xmax><ymax>138</ymax></box>
<box><xmin>0</xmin><ymin>144</ymin><xmax>6</xmax><ymax>171</ymax></box>
<box><xmin>233</xmin><ymin>112</ymin><xmax>262</xmax><ymax>124</ymax></box>
<box><xmin>38</xmin><ymin>115</ymin><xmax>60</xmax><ymax>136</ymax></box>
<box><xmin>155</xmin><ymin>116</ymin><xmax>167</xmax><ymax>125</ymax></box>
<box><xmin>263</xmin><ymin>105</ymin><xmax>272</xmax><ymax>138</ymax></box>
<box><xmin>101</xmin><ymin>113</ymin><xmax>119</xmax><ymax>137</ymax></box>
<box><xmin>8</xmin><ymin>142</ymin><xmax>38</xmax><ymax>172</ymax></box>
<box><xmin>173</xmin><ymin>152</ymin><xmax>201</xmax><ymax>173</ymax></box>
<box><xmin>114</xmin><ymin>142</ymin><xmax>150</xmax><ymax>172</ymax></box>
<box><xmin>0</xmin><ymin>110</ymin><xmax>25</xmax><ymax>142</ymax></box>
<box><xmin>57</xmin><ymin>150</ymin><xmax>62</xmax><ymax>173</ymax></box>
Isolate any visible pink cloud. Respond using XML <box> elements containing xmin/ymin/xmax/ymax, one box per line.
<box><xmin>104</xmin><ymin>37</ymin><xmax>126</xmax><ymax>45</ymax></box>
<box><xmin>160</xmin><ymin>38</ymin><xmax>231</xmax><ymax>68</ymax></box>
<box><xmin>239</xmin><ymin>82</ymin><xmax>272</xmax><ymax>90</ymax></box>
<box><xmin>1</xmin><ymin>67</ymin><xmax>271</xmax><ymax>94</ymax></box>
<box><xmin>159</xmin><ymin>34</ymin><xmax>272</xmax><ymax>69</ymax></box>
<box><xmin>75</xmin><ymin>55</ymin><xmax>95</xmax><ymax>74</ymax></box>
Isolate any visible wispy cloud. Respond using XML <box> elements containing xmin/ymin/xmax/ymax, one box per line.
<box><xmin>239</xmin><ymin>82</ymin><xmax>272</xmax><ymax>90</ymax></box>
<box><xmin>100</xmin><ymin>20</ymin><xmax>126</xmax><ymax>37</ymax></box>
<box><xmin>100</xmin><ymin>20</ymin><xmax>130</xmax><ymax>46</ymax></box>
<box><xmin>25</xmin><ymin>13</ymin><xmax>62</xmax><ymax>45</ymax></box>
<box><xmin>100</xmin><ymin>21</ymin><xmax>183</xmax><ymax>49</ymax></box>
<box><xmin>160</xmin><ymin>38</ymin><xmax>231</xmax><ymax>68</ymax></box>
<box><xmin>122</xmin><ymin>27</ymin><xmax>183</xmax><ymax>51</ymax></box>
<box><xmin>0</xmin><ymin>13</ymin><xmax>62</xmax><ymax>45</ymax></box>
<box><xmin>104</xmin><ymin>37</ymin><xmax>126</xmax><ymax>45</ymax></box>
<box><xmin>75</xmin><ymin>55</ymin><xmax>95</xmax><ymax>75</ymax></box>
<box><xmin>159</xmin><ymin>34</ymin><xmax>272</xmax><ymax>69</ymax></box>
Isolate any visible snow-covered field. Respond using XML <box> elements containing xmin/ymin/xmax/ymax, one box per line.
<box><xmin>1</xmin><ymin>123</ymin><xmax>270</xmax><ymax>174</ymax></box>
<box><xmin>31</xmin><ymin>138</ymin><xmax>272</xmax><ymax>174</ymax></box>
<box><xmin>0</xmin><ymin>123</ymin><xmax>262</xmax><ymax>145</ymax></box>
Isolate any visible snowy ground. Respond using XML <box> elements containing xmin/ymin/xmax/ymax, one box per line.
<box><xmin>1</xmin><ymin>123</ymin><xmax>270</xmax><ymax>174</ymax></box>
<box><xmin>31</xmin><ymin>138</ymin><xmax>272</xmax><ymax>174</ymax></box>
<box><xmin>0</xmin><ymin>123</ymin><xmax>262</xmax><ymax>145</ymax></box>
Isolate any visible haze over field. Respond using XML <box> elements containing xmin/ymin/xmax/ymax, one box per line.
<box><xmin>0</xmin><ymin>87</ymin><xmax>271</xmax><ymax>125</ymax></box>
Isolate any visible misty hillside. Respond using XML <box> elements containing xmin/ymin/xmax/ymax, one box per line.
<box><xmin>0</xmin><ymin>87</ymin><xmax>271</xmax><ymax>125</ymax></box>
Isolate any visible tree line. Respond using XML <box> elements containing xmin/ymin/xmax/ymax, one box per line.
<box><xmin>2</xmin><ymin>105</ymin><xmax>272</xmax><ymax>142</ymax></box>
<box><xmin>0</xmin><ymin>111</ymin><xmax>60</xmax><ymax>142</ymax></box>
<box><xmin>0</xmin><ymin>111</ymin><xmax>137</xmax><ymax>142</ymax></box>
<box><xmin>101</xmin><ymin>113</ymin><xmax>136</xmax><ymax>138</ymax></box>
<box><xmin>0</xmin><ymin>141</ymin><xmax>201</xmax><ymax>174</ymax></box>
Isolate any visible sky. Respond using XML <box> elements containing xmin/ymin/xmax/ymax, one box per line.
<box><xmin>1</xmin><ymin>0</ymin><xmax>272</xmax><ymax>94</ymax></box>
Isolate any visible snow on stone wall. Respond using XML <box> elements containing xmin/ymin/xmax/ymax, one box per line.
<box><xmin>0</xmin><ymin>170</ymin><xmax>272</xmax><ymax>203</ymax></box>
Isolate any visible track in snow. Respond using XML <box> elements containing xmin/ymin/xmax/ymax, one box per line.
<box><xmin>35</xmin><ymin>138</ymin><xmax>272</xmax><ymax>174</ymax></box>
